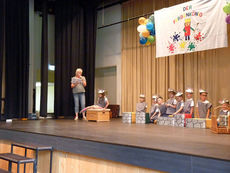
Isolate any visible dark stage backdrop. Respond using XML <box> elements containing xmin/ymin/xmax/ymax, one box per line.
<box><xmin>55</xmin><ymin>0</ymin><xmax>97</xmax><ymax>117</ymax></box>
<box><xmin>4</xmin><ymin>0</ymin><xmax>29</xmax><ymax>118</ymax></box>
<box><xmin>0</xmin><ymin>0</ymin><xmax>5</xmax><ymax>116</ymax></box>
<box><xmin>40</xmin><ymin>0</ymin><xmax>48</xmax><ymax>117</ymax></box>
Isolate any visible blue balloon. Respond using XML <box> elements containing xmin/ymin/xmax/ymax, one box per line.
<box><xmin>146</xmin><ymin>22</ymin><xmax>154</xmax><ymax>31</ymax></box>
<box><xmin>150</xmin><ymin>28</ymin><xmax>155</xmax><ymax>36</ymax></box>
<box><xmin>140</xmin><ymin>37</ymin><xmax>147</xmax><ymax>44</ymax></box>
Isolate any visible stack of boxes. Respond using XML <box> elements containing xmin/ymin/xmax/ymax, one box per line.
<box><xmin>174</xmin><ymin>114</ymin><xmax>185</xmax><ymax>127</ymax></box>
<box><xmin>122</xmin><ymin>112</ymin><xmax>136</xmax><ymax>123</ymax></box>
<box><xmin>185</xmin><ymin>118</ymin><xmax>206</xmax><ymax>128</ymax></box>
<box><xmin>122</xmin><ymin>112</ymin><xmax>150</xmax><ymax>124</ymax></box>
<box><xmin>157</xmin><ymin>117</ymin><xmax>175</xmax><ymax>126</ymax></box>
<box><xmin>174</xmin><ymin>114</ymin><xmax>192</xmax><ymax>127</ymax></box>
<box><xmin>136</xmin><ymin>112</ymin><xmax>146</xmax><ymax>124</ymax></box>
<box><xmin>122</xmin><ymin>112</ymin><xmax>212</xmax><ymax>129</ymax></box>
<box><xmin>156</xmin><ymin>114</ymin><xmax>211</xmax><ymax>129</ymax></box>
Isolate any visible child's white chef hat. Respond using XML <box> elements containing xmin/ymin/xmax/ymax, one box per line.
<box><xmin>139</xmin><ymin>94</ymin><xmax>145</xmax><ymax>98</ymax></box>
<box><xmin>199</xmin><ymin>89</ymin><xmax>208</xmax><ymax>94</ymax></box>
<box><xmin>168</xmin><ymin>88</ymin><xmax>176</xmax><ymax>93</ymax></box>
<box><xmin>175</xmin><ymin>91</ymin><xmax>183</xmax><ymax>97</ymax></box>
<box><xmin>185</xmin><ymin>88</ymin><xmax>193</xmax><ymax>93</ymax></box>
<box><xmin>98</xmin><ymin>89</ymin><xmax>105</xmax><ymax>94</ymax></box>
<box><xmin>219</xmin><ymin>99</ymin><xmax>229</xmax><ymax>104</ymax></box>
<box><xmin>152</xmin><ymin>95</ymin><xmax>158</xmax><ymax>99</ymax></box>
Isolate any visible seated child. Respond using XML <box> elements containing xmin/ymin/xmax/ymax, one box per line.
<box><xmin>150</xmin><ymin>95</ymin><xmax>160</xmax><ymax>123</ymax></box>
<box><xmin>196</xmin><ymin>89</ymin><xmax>212</xmax><ymax>119</ymax></box>
<box><xmin>157</xmin><ymin>96</ymin><xmax>167</xmax><ymax>117</ymax></box>
<box><xmin>136</xmin><ymin>94</ymin><xmax>147</xmax><ymax>113</ymax></box>
<box><xmin>183</xmin><ymin>88</ymin><xmax>194</xmax><ymax>117</ymax></box>
<box><xmin>165</xmin><ymin>88</ymin><xmax>177</xmax><ymax>116</ymax></box>
<box><xmin>173</xmin><ymin>92</ymin><xmax>184</xmax><ymax>115</ymax></box>
<box><xmin>219</xmin><ymin>99</ymin><xmax>230</xmax><ymax>116</ymax></box>
<box><xmin>215</xmin><ymin>99</ymin><xmax>230</xmax><ymax>126</ymax></box>
<box><xmin>80</xmin><ymin>89</ymin><xmax>109</xmax><ymax>114</ymax></box>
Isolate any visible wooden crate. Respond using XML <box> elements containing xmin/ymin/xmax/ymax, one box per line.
<box><xmin>211</xmin><ymin>115</ymin><xmax>230</xmax><ymax>134</ymax></box>
<box><xmin>87</xmin><ymin>109</ymin><xmax>110</xmax><ymax>122</ymax></box>
<box><xmin>206</xmin><ymin>119</ymin><xmax>212</xmax><ymax>129</ymax></box>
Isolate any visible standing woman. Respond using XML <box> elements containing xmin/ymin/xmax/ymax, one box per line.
<box><xmin>71</xmin><ymin>68</ymin><xmax>87</xmax><ymax>120</ymax></box>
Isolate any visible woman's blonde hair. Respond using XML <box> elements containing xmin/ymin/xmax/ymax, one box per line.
<box><xmin>76</xmin><ymin>68</ymin><xmax>83</xmax><ymax>74</ymax></box>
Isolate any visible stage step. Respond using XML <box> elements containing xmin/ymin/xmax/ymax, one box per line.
<box><xmin>11</xmin><ymin>142</ymin><xmax>53</xmax><ymax>173</ymax></box>
<box><xmin>0</xmin><ymin>168</ymin><xmax>9</xmax><ymax>173</ymax></box>
<box><xmin>12</xmin><ymin>142</ymin><xmax>53</xmax><ymax>151</ymax></box>
<box><xmin>0</xmin><ymin>153</ymin><xmax>36</xmax><ymax>173</ymax></box>
<box><xmin>0</xmin><ymin>153</ymin><xmax>35</xmax><ymax>164</ymax></box>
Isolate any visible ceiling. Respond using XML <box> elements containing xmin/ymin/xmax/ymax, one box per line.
<box><xmin>34</xmin><ymin>0</ymin><xmax>129</xmax><ymax>14</ymax></box>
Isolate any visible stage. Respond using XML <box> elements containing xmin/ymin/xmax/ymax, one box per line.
<box><xmin>0</xmin><ymin>119</ymin><xmax>230</xmax><ymax>172</ymax></box>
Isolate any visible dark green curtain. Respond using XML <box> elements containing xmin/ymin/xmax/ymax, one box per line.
<box><xmin>4</xmin><ymin>0</ymin><xmax>29</xmax><ymax>119</ymax></box>
<box><xmin>54</xmin><ymin>0</ymin><xmax>97</xmax><ymax>117</ymax></box>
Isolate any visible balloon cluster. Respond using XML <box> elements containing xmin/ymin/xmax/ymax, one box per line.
<box><xmin>137</xmin><ymin>14</ymin><xmax>155</xmax><ymax>45</ymax></box>
<box><xmin>223</xmin><ymin>3</ymin><xmax>230</xmax><ymax>24</ymax></box>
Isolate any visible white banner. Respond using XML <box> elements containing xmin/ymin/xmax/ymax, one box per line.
<box><xmin>155</xmin><ymin>0</ymin><xmax>228</xmax><ymax>58</ymax></box>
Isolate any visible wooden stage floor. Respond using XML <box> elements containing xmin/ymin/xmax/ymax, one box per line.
<box><xmin>0</xmin><ymin>118</ymin><xmax>230</xmax><ymax>161</ymax></box>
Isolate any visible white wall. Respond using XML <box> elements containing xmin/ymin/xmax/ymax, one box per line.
<box><xmin>95</xmin><ymin>4</ymin><xmax>122</xmax><ymax>107</ymax></box>
<box><xmin>28</xmin><ymin>0</ymin><xmax>35</xmax><ymax>114</ymax></box>
<box><xmin>95</xmin><ymin>67</ymin><xmax>117</xmax><ymax>104</ymax></box>
<box><xmin>31</xmin><ymin>6</ymin><xmax>55</xmax><ymax>114</ymax></box>
<box><xmin>35</xmin><ymin>83</ymin><xmax>54</xmax><ymax>113</ymax></box>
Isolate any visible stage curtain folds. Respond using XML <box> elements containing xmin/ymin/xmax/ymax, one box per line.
<box><xmin>121</xmin><ymin>0</ymin><xmax>230</xmax><ymax>113</ymax></box>
<box><xmin>55</xmin><ymin>0</ymin><xmax>96</xmax><ymax>117</ymax></box>
<box><xmin>40</xmin><ymin>0</ymin><xmax>48</xmax><ymax>117</ymax></box>
<box><xmin>4</xmin><ymin>0</ymin><xmax>29</xmax><ymax>118</ymax></box>
<box><xmin>0</xmin><ymin>0</ymin><xmax>5</xmax><ymax>116</ymax></box>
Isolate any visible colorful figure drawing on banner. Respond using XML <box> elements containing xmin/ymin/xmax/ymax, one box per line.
<box><xmin>194</xmin><ymin>23</ymin><xmax>207</xmax><ymax>42</ymax></box>
<box><xmin>183</xmin><ymin>18</ymin><xmax>194</xmax><ymax>41</ymax></box>
<box><xmin>167</xmin><ymin>41</ymin><xmax>176</xmax><ymax>53</ymax></box>
<box><xmin>171</xmin><ymin>32</ymin><xmax>181</xmax><ymax>42</ymax></box>
<box><xmin>167</xmin><ymin>18</ymin><xmax>207</xmax><ymax>53</ymax></box>
<box><xmin>194</xmin><ymin>23</ymin><xmax>201</xmax><ymax>41</ymax></box>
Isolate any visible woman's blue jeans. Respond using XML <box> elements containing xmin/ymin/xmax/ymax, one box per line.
<box><xmin>73</xmin><ymin>92</ymin><xmax>85</xmax><ymax>113</ymax></box>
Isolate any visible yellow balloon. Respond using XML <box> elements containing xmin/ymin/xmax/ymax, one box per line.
<box><xmin>142</xmin><ymin>30</ymin><xmax>150</xmax><ymax>38</ymax></box>
<box><xmin>144</xmin><ymin>19</ymin><xmax>149</xmax><ymax>25</ymax></box>
<box><xmin>138</xmin><ymin>17</ymin><xmax>146</xmax><ymax>25</ymax></box>
<box><xmin>145</xmin><ymin>41</ymin><xmax>151</xmax><ymax>46</ymax></box>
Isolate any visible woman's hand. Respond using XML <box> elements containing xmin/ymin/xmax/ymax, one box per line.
<box><xmin>81</xmin><ymin>76</ymin><xmax>87</xmax><ymax>87</ymax></box>
<box><xmin>71</xmin><ymin>83</ymin><xmax>76</xmax><ymax>88</ymax></box>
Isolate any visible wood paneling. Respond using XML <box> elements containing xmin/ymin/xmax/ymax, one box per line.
<box><xmin>0</xmin><ymin>140</ymin><xmax>162</xmax><ymax>173</ymax></box>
